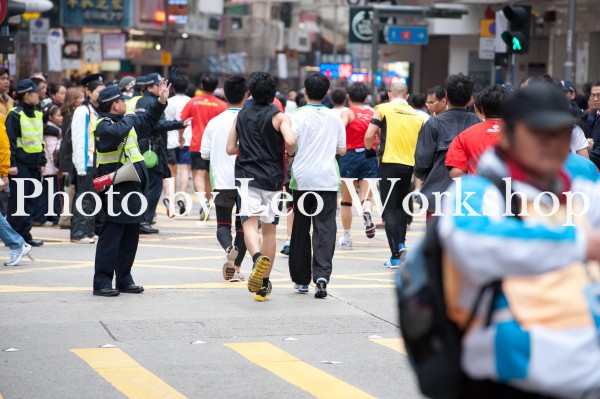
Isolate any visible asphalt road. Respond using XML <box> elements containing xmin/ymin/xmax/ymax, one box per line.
<box><xmin>0</xmin><ymin>204</ymin><xmax>425</xmax><ymax>399</ymax></box>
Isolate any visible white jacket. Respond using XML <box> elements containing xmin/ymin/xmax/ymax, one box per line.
<box><xmin>71</xmin><ymin>104</ymin><xmax>97</xmax><ymax>176</ymax></box>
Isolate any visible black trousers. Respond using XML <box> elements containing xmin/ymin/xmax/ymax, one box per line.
<box><xmin>71</xmin><ymin>169</ymin><xmax>97</xmax><ymax>240</ymax></box>
<box><xmin>33</xmin><ymin>175</ymin><xmax>62</xmax><ymax>224</ymax></box>
<box><xmin>7</xmin><ymin>165</ymin><xmax>40</xmax><ymax>242</ymax></box>
<box><xmin>143</xmin><ymin>168</ymin><xmax>163</xmax><ymax>224</ymax></box>
<box><xmin>215</xmin><ymin>199</ymin><xmax>246</xmax><ymax>267</ymax></box>
<box><xmin>93</xmin><ymin>221</ymin><xmax>140</xmax><ymax>290</ymax></box>
<box><xmin>463</xmin><ymin>379</ymin><xmax>559</xmax><ymax>399</ymax></box>
<box><xmin>379</xmin><ymin>163</ymin><xmax>413</xmax><ymax>258</ymax></box>
<box><xmin>289</xmin><ymin>190</ymin><xmax>337</xmax><ymax>285</ymax></box>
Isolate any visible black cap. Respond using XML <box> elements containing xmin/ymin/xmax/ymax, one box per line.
<box><xmin>17</xmin><ymin>79</ymin><xmax>42</xmax><ymax>94</ymax></box>
<box><xmin>134</xmin><ymin>75</ymin><xmax>147</xmax><ymax>89</ymax></box>
<box><xmin>80</xmin><ymin>73</ymin><xmax>105</xmax><ymax>87</ymax></box>
<box><xmin>502</xmin><ymin>84</ymin><xmax>578</xmax><ymax>130</ymax></box>
<box><xmin>562</xmin><ymin>80</ymin><xmax>575</xmax><ymax>92</ymax></box>
<box><xmin>119</xmin><ymin>76</ymin><xmax>136</xmax><ymax>92</ymax></box>
<box><xmin>98</xmin><ymin>85</ymin><xmax>125</xmax><ymax>105</ymax></box>
<box><xmin>145</xmin><ymin>73</ymin><xmax>162</xmax><ymax>86</ymax></box>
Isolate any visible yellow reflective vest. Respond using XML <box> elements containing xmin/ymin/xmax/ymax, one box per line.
<box><xmin>125</xmin><ymin>96</ymin><xmax>142</xmax><ymax>114</ymax></box>
<box><xmin>91</xmin><ymin>117</ymin><xmax>144</xmax><ymax>166</ymax></box>
<box><xmin>8</xmin><ymin>107</ymin><xmax>44</xmax><ymax>153</ymax></box>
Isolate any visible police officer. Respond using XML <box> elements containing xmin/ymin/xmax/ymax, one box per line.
<box><xmin>6</xmin><ymin>79</ymin><xmax>46</xmax><ymax>247</ymax></box>
<box><xmin>135</xmin><ymin>72</ymin><xmax>190</xmax><ymax>234</ymax></box>
<box><xmin>125</xmin><ymin>75</ymin><xmax>145</xmax><ymax>114</ymax></box>
<box><xmin>92</xmin><ymin>79</ymin><xmax>171</xmax><ymax>297</ymax></box>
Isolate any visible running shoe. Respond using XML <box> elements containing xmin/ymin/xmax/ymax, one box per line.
<box><xmin>248</xmin><ymin>256</ymin><xmax>271</xmax><ymax>293</ymax></box>
<box><xmin>222</xmin><ymin>246</ymin><xmax>238</xmax><ymax>281</ymax></box>
<box><xmin>383</xmin><ymin>257</ymin><xmax>400</xmax><ymax>269</ymax></box>
<box><xmin>253</xmin><ymin>281</ymin><xmax>272</xmax><ymax>302</ymax></box>
<box><xmin>280</xmin><ymin>241</ymin><xmax>290</xmax><ymax>256</ymax></box>
<box><xmin>230</xmin><ymin>273</ymin><xmax>245</xmax><ymax>282</ymax></box>
<box><xmin>315</xmin><ymin>278</ymin><xmax>328</xmax><ymax>299</ymax></box>
<box><xmin>338</xmin><ymin>236</ymin><xmax>353</xmax><ymax>250</ymax></box>
<box><xmin>162</xmin><ymin>198</ymin><xmax>175</xmax><ymax>218</ymax></box>
<box><xmin>5</xmin><ymin>243</ymin><xmax>31</xmax><ymax>266</ymax></box>
<box><xmin>363</xmin><ymin>211</ymin><xmax>376</xmax><ymax>239</ymax></box>
<box><xmin>294</xmin><ymin>283</ymin><xmax>309</xmax><ymax>294</ymax></box>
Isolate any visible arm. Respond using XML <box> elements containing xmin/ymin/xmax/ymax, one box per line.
<box><xmin>340</xmin><ymin>108</ymin><xmax>353</xmax><ymax>128</ymax></box>
<box><xmin>5</xmin><ymin>110</ymin><xmax>19</xmax><ymax>168</ymax></box>
<box><xmin>71</xmin><ymin>106</ymin><xmax>88</xmax><ymax>176</ymax></box>
<box><xmin>336</xmin><ymin>117</ymin><xmax>347</xmax><ymax>156</ymax></box>
<box><xmin>438</xmin><ymin>177</ymin><xmax>591</xmax><ymax>285</ymax></box>
<box><xmin>413</xmin><ymin>121</ymin><xmax>437</xmax><ymax>179</ymax></box>
<box><xmin>226</xmin><ymin>116</ymin><xmax>239</xmax><ymax>156</ymax></box>
<box><xmin>0</xmin><ymin>115</ymin><xmax>10</xmax><ymax>176</ymax></box>
<box><xmin>364</xmin><ymin>109</ymin><xmax>381</xmax><ymax>150</ymax></box>
<box><xmin>277</xmin><ymin>113</ymin><xmax>296</xmax><ymax>155</ymax></box>
<box><xmin>576</xmin><ymin>148</ymin><xmax>590</xmax><ymax>159</ymax></box>
<box><xmin>200</xmin><ymin>120</ymin><xmax>214</xmax><ymax>160</ymax></box>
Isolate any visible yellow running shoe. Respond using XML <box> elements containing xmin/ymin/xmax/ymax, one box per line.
<box><xmin>253</xmin><ymin>281</ymin><xmax>272</xmax><ymax>302</ymax></box>
<box><xmin>248</xmin><ymin>256</ymin><xmax>271</xmax><ymax>293</ymax></box>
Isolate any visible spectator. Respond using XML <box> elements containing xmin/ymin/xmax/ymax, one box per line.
<box><xmin>426</xmin><ymin>85</ymin><xmax>447</xmax><ymax>116</ymax></box>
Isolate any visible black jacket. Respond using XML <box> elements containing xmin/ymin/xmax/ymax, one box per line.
<box><xmin>95</xmin><ymin>99</ymin><xmax>167</xmax><ymax>223</ymax></box>
<box><xmin>6</xmin><ymin>102</ymin><xmax>47</xmax><ymax>168</ymax></box>
<box><xmin>136</xmin><ymin>91</ymin><xmax>184</xmax><ymax>177</ymax></box>
<box><xmin>414</xmin><ymin>108</ymin><xmax>481</xmax><ymax>211</ymax></box>
<box><xmin>59</xmin><ymin>112</ymin><xmax>75</xmax><ymax>173</ymax></box>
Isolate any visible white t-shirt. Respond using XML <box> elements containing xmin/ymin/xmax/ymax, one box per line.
<box><xmin>330</xmin><ymin>106</ymin><xmax>348</xmax><ymax>118</ymax></box>
<box><xmin>290</xmin><ymin>104</ymin><xmax>346</xmax><ymax>191</ymax></box>
<box><xmin>285</xmin><ymin>101</ymin><xmax>297</xmax><ymax>113</ymax></box>
<box><xmin>165</xmin><ymin>94</ymin><xmax>192</xmax><ymax>149</ymax></box>
<box><xmin>571</xmin><ymin>125</ymin><xmax>588</xmax><ymax>153</ymax></box>
<box><xmin>200</xmin><ymin>108</ymin><xmax>240</xmax><ymax>190</ymax></box>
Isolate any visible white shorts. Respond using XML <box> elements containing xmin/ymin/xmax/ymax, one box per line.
<box><xmin>238</xmin><ymin>187</ymin><xmax>282</xmax><ymax>225</ymax></box>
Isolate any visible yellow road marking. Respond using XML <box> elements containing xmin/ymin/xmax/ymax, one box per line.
<box><xmin>0</xmin><ymin>282</ymin><xmax>395</xmax><ymax>293</ymax></box>
<box><xmin>225</xmin><ymin>342</ymin><xmax>375</xmax><ymax>399</ymax></box>
<box><xmin>369</xmin><ymin>338</ymin><xmax>407</xmax><ymax>356</ymax></box>
<box><xmin>0</xmin><ymin>263</ymin><xmax>92</xmax><ymax>275</ymax></box>
<box><xmin>71</xmin><ymin>348</ymin><xmax>186</xmax><ymax>399</ymax></box>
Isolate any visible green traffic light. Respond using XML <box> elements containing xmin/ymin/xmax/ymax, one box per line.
<box><xmin>512</xmin><ymin>37</ymin><xmax>522</xmax><ymax>51</ymax></box>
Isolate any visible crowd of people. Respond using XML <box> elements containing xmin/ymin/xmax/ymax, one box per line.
<box><xmin>1</xmin><ymin>62</ymin><xmax>600</xmax><ymax>396</ymax></box>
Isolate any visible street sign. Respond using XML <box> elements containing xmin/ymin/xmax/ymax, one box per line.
<box><xmin>29</xmin><ymin>18</ymin><xmax>49</xmax><ymax>45</ymax></box>
<box><xmin>479</xmin><ymin>37</ymin><xmax>495</xmax><ymax>60</ymax></box>
<box><xmin>387</xmin><ymin>26</ymin><xmax>428</xmax><ymax>45</ymax></box>
<box><xmin>480</xmin><ymin>19</ymin><xmax>495</xmax><ymax>38</ymax></box>
<box><xmin>343</xmin><ymin>0</ymin><xmax>366</xmax><ymax>6</ymax></box>
<box><xmin>348</xmin><ymin>8</ymin><xmax>387</xmax><ymax>44</ymax></box>
<box><xmin>161</xmin><ymin>51</ymin><xmax>172</xmax><ymax>66</ymax></box>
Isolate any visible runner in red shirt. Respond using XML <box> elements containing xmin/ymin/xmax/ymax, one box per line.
<box><xmin>338</xmin><ymin>83</ymin><xmax>378</xmax><ymax>249</ymax></box>
<box><xmin>181</xmin><ymin>76</ymin><xmax>227</xmax><ymax>219</ymax></box>
<box><xmin>446</xmin><ymin>85</ymin><xmax>507</xmax><ymax>177</ymax></box>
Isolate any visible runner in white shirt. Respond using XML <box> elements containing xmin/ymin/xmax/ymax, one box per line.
<box><xmin>288</xmin><ymin>72</ymin><xmax>346</xmax><ymax>298</ymax></box>
<box><xmin>200</xmin><ymin>75</ymin><xmax>248</xmax><ymax>283</ymax></box>
<box><xmin>164</xmin><ymin>77</ymin><xmax>192</xmax><ymax>214</ymax></box>
<box><xmin>330</xmin><ymin>87</ymin><xmax>348</xmax><ymax>117</ymax></box>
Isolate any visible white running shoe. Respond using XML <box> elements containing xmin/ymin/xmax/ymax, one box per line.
<box><xmin>5</xmin><ymin>243</ymin><xmax>32</xmax><ymax>266</ymax></box>
<box><xmin>338</xmin><ymin>236</ymin><xmax>353</xmax><ymax>250</ymax></box>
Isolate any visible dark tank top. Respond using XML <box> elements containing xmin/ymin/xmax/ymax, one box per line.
<box><xmin>235</xmin><ymin>103</ymin><xmax>285</xmax><ymax>191</ymax></box>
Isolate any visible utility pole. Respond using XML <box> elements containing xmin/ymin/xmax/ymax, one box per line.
<box><xmin>163</xmin><ymin>0</ymin><xmax>170</xmax><ymax>77</ymax></box>
<box><xmin>564</xmin><ymin>0</ymin><xmax>576</xmax><ymax>82</ymax></box>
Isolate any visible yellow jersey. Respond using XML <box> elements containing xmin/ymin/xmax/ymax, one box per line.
<box><xmin>375</xmin><ymin>100</ymin><xmax>423</xmax><ymax>166</ymax></box>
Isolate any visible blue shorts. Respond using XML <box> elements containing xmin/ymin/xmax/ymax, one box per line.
<box><xmin>175</xmin><ymin>146</ymin><xmax>192</xmax><ymax>165</ymax></box>
<box><xmin>338</xmin><ymin>149</ymin><xmax>379</xmax><ymax>180</ymax></box>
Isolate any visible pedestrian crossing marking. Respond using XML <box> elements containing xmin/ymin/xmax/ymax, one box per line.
<box><xmin>369</xmin><ymin>338</ymin><xmax>407</xmax><ymax>356</ymax></box>
<box><xmin>225</xmin><ymin>342</ymin><xmax>376</xmax><ymax>399</ymax></box>
<box><xmin>71</xmin><ymin>348</ymin><xmax>187</xmax><ymax>399</ymax></box>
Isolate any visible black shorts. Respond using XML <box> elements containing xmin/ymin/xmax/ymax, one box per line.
<box><xmin>191</xmin><ymin>152</ymin><xmax>210</xmax><ymax>171</ymax></box>
<box><xmin>167</xmin><ymin>149</ymin><xmax>177</xmax><ymax>165</ymax></box>
<box><xmin>214</xmin><ymin>189</ymin><xmax>238</xmax><ymax>208</ymax></box>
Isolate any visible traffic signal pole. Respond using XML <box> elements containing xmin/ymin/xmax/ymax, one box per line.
<box><xmin>564</xmin><ymin>0</ymin><xmax>576</xmax><ymax>82</ymax></box>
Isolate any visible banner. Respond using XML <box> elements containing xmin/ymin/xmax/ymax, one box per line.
<box><xmin>83</xmin><ymin>33</ymin><xmax>102</xmax><ymax>64</ymax></box>
<box><xmin>61</xmin><ymin>0</ymin><xmax>132</xmax><ymax>28</ymax></box>
<box><xmin>47</xmin><ymin>29</ymin><xmax>63</xmax><ymax>72</ymax></box>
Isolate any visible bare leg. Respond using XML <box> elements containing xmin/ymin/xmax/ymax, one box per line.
<box><xmin>341</xmin><ymin>181</ymin><xmax>353</xmax><ymax>231</ymax></box>
<box><xmin>260</xmin><ymin>222</ymin><xmax>276</xmax><ymax>278</ymax></box>
<box><xmin>192</xmin><ymin>169</ymin><xmax>203</xmax><ymax>193</ymax></box>
<box><xmin>179</xmin><ymin>164</ymin><xmax>191</xmax><ymax>193</ymax></box>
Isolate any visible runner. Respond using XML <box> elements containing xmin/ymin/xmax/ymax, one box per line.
<box><xmin>226</xmin><ymin>72</ymin><xmax>296</xmax><ymax>302</ymax></box>
<box><xmin>338</xmin><ymin>82</ymin><xmax>377</xmax><ymax>250</ymax></box>
<box><xmin>201</xmin><ymin>75</ymin><xmax>248</xmax><ymax>283</ymax></box>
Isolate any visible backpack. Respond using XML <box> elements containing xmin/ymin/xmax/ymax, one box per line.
<box><xmin>396</xmin><ymin>178</ymin><xmax>515</xmax><ymax>399</ymax></box>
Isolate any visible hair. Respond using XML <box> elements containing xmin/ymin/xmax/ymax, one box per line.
<box><xmin>473</xmin><ymin>91</ymin><xmax>483</xmax><ymax>113</ymax></box>
<box><xmin>172</xmin><ymin>77</ymin><xmax>189</xmax><ymax>94</ymax></box>
<box><xmin>296</xmin><ymin>92</ymin><xmax>306</xmax><ymax>107</ymax></box>
<box><xmin>348</xmin><ymin>83</ymin><xmax>369</xmax><ymax>103</ymax></box>
<box><xmin>411</xmin><ymin>93</ymin><xmax>426</xmax><ymax>109</ymax></box>
<box><xmin>248</xmin><ymin>72</ymin><xmax>276</xmax><ymax>105</ymax></box>
<box><xmin>223</xmin><ymin>75</ymin><xmax>248</xmax><ymax>105</ymax></box>
<box><xmin>304</xmin><ymin>72</ymin><xmax>330</xmax><ymax>102</ymax></box>
<box><xmin>479</xmin><ymin>84</ymin><xmax>506</xmax><ymax>119</ymax></box>
<box><xmin>0</xmin><ymin>67</ymin><xmax>8</xmax><ymax>77</ymax></box>
<box><xmin>427</xmin><ymin>86</ymin><xmax>446</xmax><ymax>100</ymax></box>
<box><xmin>533</xmin><ymin>74</ymin><xmax>564</xmax><ymax>90</ymax></box>
<box><xmin>379</xmin><ymin>91</ymin><xmax>389</xmax><ymax>103</ymax></box>
<box><xmin>62</xmin><ymin>87</ymin><xmax>84</xmax><ymax>115</ymax></box>
<box><xmin>43</xmin><ymin>104</ymin><xmax>61</xmax><ymax>123</ymax></box>
<box><xmin>446</xmin><ymin>74</ymin><xmax>475</xmax><ymax>107</ymax></box>
<box><xmin>86</xmin><ymin>80</ymin><xmax>105</xmax><ymax>95</ymax></box>
<box><xmin>201</xmin><ymin>75</ymin><xmax>218</xmax><ymax>93</ymax></box>
<box><xmin>98</xmin><ymin>100</ymin><xmax>113</xmax><ymax>113</ymax></box>
<box><xmin>49</xmin><ymin>83</ymin><xmax>66</xmax><ymax>97</ymax></box>
<box><xmin>593</xmin><ymin>81</ymin><xmax>600</xmax><ymax>89</ymax></box>
<box><xmin>330</xmin><ymin>87</ymin><xmax>347</xmax><ymax>106</ymax></box>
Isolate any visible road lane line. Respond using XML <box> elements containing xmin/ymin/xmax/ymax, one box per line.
<box><xmin>71</xmin><ymin>348</ymin><xmax>187</xmax><ymax>399</ymax></box>
<box><xmin>225</xmin><ymin>342</ymin><xmax>375</xmax><ymax>399</ymax></box>
<box><xmin>369</xmin><ymin>338</ymin><xmax>407</xmax><ymax>356</ymax></box>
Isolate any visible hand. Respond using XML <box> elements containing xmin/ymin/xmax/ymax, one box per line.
<box><xmin>40</xmin><ymin>166</ymin><xmax>46</xmax><ymax>175</ymax></box>
<box><xmin>183</xmin><ymin>117</ymin><xmax>192</xmax><ymax>128</ymax></box>
<box><xmin>8</xmin><ymin>167</ymin><xmax>17</xmax><ymax>176</ymax></box>
<box><xmin>158</xmin><ymin>79</ymin><xmax>171</xmax><ymax>104</ymax></box>
<box><xmin>1</xmin><ymin>177</ymin><xmax>8</xmax><ymax>186</ymax></box>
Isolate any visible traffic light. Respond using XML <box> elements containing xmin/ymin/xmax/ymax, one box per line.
<box><xmin>501</xmin><ymin>5</ymin><xmax>531</xmax><ymax>54</ymax></box>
